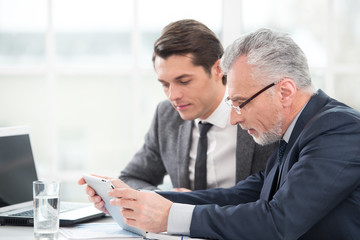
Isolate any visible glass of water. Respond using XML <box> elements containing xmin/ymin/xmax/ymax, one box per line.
<box><xmin>33</xmin><ymin>180</ymin><xmax>60</xmax><ymax>239</ymax></box>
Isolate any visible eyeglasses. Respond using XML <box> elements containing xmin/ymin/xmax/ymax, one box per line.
<box><xmin>225</xmin><ymin>80</ymin><xmax>281</xmax><ymax>114</ymax></box>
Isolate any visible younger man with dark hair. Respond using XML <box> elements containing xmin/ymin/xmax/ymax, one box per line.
<box><xmin>118</xmin><ymin>19</ymin><xmax>276</xmax><ymax>191</ymax></box>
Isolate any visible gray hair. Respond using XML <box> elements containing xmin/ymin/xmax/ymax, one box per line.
<box><xmin>221</xmin><ymin>28</ymin><xmax>314</xmax><ymax>92</ymax></box>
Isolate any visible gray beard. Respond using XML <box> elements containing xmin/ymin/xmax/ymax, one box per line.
<box><xmin>253</xmin><ymin>113</ymin><xmax>283</xmax><ymax>146</ymax></box>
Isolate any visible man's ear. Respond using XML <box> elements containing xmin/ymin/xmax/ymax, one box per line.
<box><xmin>279</xmin><ymin>78</ymin><xmax>296</xmax><ymax>107</ymax></box>
<box><xmin>212</xmin><ymin>59</ymin><xmax>223</xmax><ymax>80</ymax></box>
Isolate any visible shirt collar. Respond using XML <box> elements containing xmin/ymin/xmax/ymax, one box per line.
<box><xmin>195</xmin><ymin>93</ymin><xmax>229</xmax><ymax>129</ymax></box>
<box><xmin>282</xmin><ymin>101</ymin><xmax>309</xmax><ymax>143</ymax></box>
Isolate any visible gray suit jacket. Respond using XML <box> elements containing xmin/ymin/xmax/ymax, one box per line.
<box><xmin>120</xmin><ymin>100</ymin><xmax>277</xmax><ymax>190</ymax></box>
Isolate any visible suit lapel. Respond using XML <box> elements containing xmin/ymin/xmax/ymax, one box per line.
<box><xmin>260</xmin><ymin>155</ymin><xmax>279</xmax><ymax>201</ymax></box>
<box><xmin>235</xmin><ymin>125</ymin><xmax>255</xmax><ymax>181</ymax></box>
<box><xmin>176</xmin><ymin>121</ymin><xmax>193</xmax><ymax>189</ymax></box>
<box><xmin>276</xmin><ymin>90</ymin><xmax>331</xmax><ymax>189</ymax></box>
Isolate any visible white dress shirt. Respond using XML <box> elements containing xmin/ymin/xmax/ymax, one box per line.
<box><xmin>188</xmin><ymin>94</ymin><xmax>237</xmax><ymax>189</ymax></box>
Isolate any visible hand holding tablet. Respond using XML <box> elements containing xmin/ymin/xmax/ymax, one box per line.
<box><xmin>82</xmin><ymin>174</ymin><xmax>146</xmax><ymax>236</ymax></box>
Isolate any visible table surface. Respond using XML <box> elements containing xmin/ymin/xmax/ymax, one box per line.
<box><xmin>0</xmin><ymin>216</ymin><xmax>144</xmax><ymax>240</ymax></box>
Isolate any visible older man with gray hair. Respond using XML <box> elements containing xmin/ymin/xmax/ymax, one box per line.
<box><xmin>82</xmin><ymin>28</ymin><xmax>360</xmax><ymax>240</ymax></box>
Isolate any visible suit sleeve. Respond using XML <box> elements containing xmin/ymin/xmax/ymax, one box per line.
<box><xmin>119</xmin><ymin>103</ymin><xmax>167</xmax><ymax>190</ymax></box>
<box><xmin>159</xmin><ymin>171</ymin><xmax>264</xmax><ymax>205</ymax></box>
<box><xmin>187</xmin><ymin>110</ymin><xmax>360</xmax><ymax>240</ymax></box>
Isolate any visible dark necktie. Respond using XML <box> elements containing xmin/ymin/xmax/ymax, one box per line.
<box><xmin>270</xmin><ymin>140</ymin><xmax>288</xmax><ymax>199</ymax></box>
<box><xmin>275</xmin><ymin>140</ymin><xmax>288</xmax><ymax>192</ymax></box>
<box><xmin>278</xmin><ymin>140</ymin><xmax>287</xmax><ymax>164</ymax></box>
<box><xmin>194</xmin><ymin>122</ymin><xmax>213</xmax><ymax>190</ymax></box>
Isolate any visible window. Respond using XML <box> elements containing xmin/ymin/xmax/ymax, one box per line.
<box><xmin>0</xmin><ymin>0</ymin><xmax>222</xmax><ymax>201</ymax></box>
<box><xmin>0</xmin><ymin>0</ymin><xmax>359</xmax><ymax>201</ymax></box>
<box><xmin>0</xmin><ymin>0</ymin><xmax>47</xmax><ymax>67</ymax></box>
<box><xmin>239</xmin><ymin>0</ymin><xmax>360</xmax><ymax>110</ymax></box>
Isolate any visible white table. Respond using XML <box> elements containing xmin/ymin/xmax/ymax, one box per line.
<box><xmin>0</xmin><ymin>216</ymin><xmax>143</xmax><ymax>240</ymax></box>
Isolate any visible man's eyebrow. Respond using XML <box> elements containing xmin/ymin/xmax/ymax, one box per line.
<box><xmin>158</xmin><ymin>74</ymin><xmax>193</xmax><ymax>83</ymax></box>
<box><xmin>230</xmin><ymin>96</ymin><xmax>248</xmax><ymax>101</ymax></box>
<box><xmin>174</xmin><ymin>74</ymin><xmax>193</xmax><ymax>81</ymax></box>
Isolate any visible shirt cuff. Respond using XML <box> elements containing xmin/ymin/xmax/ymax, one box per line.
<box><xmin>167</xmin><ymin>203</ymin><xmax>195</xmax><ymax>235</ymax></box>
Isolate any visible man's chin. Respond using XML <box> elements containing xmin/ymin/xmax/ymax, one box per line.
<box><xmin>253</xmin><ymin>135</ymin><xmax>280</xmax><ymax>146</ymax></box>
<box><xmin>178</xmin><ymin>112</ymin><xmax>196</xmax><ymax>121</ymax></box>
<box><xmin>252</xmin><ymin>136</ymin><xmax>266</xmax><ymax>146</ymax></box>
<box><xmin>247</xmin><ymin>131</ymin><xmax>265</xmax><ymax>146</ymax></box>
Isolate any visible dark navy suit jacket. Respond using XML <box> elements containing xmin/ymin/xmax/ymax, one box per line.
<box><xmin>159</xmin><ymin>90</ymin><xmax>360</xmax><ymax>240</ymax></box>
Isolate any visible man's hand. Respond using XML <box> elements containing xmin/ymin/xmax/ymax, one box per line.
<box><xmin>77</xmin><ymin>174</ymin><xmax>131</xmax><ymax>214</ymax></box>
<box><xmin>108</xmin><ymin>188</ymin><xmax>172</xmax><ymax>233</ymax></box>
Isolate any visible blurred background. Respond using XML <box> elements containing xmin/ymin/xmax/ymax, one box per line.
<box><xmin>0</xmin><ymin>0</ymin><xmax>359</xmax><ymax>201</ymax></box>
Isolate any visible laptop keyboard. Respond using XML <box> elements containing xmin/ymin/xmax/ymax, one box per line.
<box><xmin>10</xmin><ymin>209</ymin><xmax>33</xmax><ymax>217</ymax></box>
<box><xmin>9</xmin><ymin>202</ymin><xmax>89</xmax><ymax>217</ymax></box>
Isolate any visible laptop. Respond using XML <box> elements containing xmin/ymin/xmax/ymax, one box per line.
<box><xmin>0</xmin><ymin>126</ymin><xmax>105</xmax><ymax>226</ymax></box>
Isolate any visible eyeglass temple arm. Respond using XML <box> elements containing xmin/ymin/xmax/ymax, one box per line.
<box><xmin>239</xmin><ymin>82</ymin><xmax>276</xmax><ymax>109</ymax></box>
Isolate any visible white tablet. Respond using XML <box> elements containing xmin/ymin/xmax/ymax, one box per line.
<box><xmin>82</xmin><ymin>174</ymin><xmax>146</xmax><ymax>236</ymax></box>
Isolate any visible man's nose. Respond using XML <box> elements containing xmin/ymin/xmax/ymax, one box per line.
<box><xmin>168</xmin><ymin>85</ymin><xmax>182</xmax><ymax>101</ymax></box>
<box><xmin>230</xmin><ymin>108</ymin><xmax>244</xmax><ymax>125</ymax></box>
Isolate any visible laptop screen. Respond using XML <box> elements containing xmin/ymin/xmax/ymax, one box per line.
<box><xmin>0</xmin><ymin>127</ymin><xmax>38</xmax><ymax>207</ymax></box>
